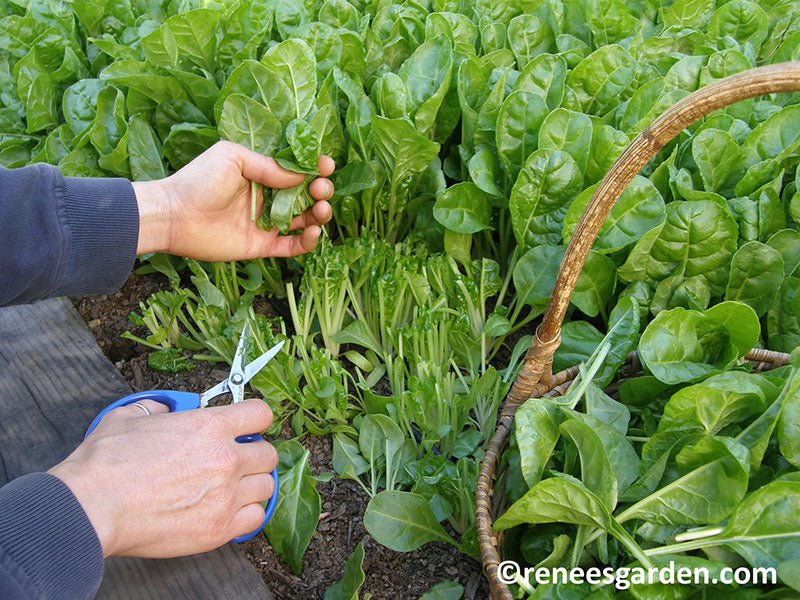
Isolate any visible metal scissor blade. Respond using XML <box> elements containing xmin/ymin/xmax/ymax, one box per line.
<box><xmin>198</xmin><ymin>378</ymin><xmax>231</xmax><ymax>408</ymax></box>
<box><xmin>242</xmin><ymin>340</ymin><xmax>286</xmax><ymax>385</ymax></box>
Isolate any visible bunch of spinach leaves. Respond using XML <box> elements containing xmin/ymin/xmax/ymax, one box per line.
<box><xmin>497</xmin><ymin>304</ymin><xmax>800</xmax><ymax>597</ymax></box>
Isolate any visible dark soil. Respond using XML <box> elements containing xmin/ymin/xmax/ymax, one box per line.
<box><xmin>72</xmin><ymin>271</ymin><xmax>489</xmax><ymax>600</ymax></box>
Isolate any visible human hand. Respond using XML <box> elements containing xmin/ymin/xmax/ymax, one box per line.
<box><xmin>133</xmin><ymin>141</ymin><xmax>335</xmax><ymax>260</ymax></box>
<box><xmin>48</xmin><ymin>398</ymin><xmax>277</xmax><ymax>558</ymax></box>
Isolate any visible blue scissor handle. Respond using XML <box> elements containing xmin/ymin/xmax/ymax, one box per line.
<box><xmin>85</xmin><ymin>390</ymin><xmax>279</xmax><ymax>543</ymax></box>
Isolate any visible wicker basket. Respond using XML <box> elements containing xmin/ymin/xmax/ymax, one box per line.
<box><xmin>475</xmin><ymin>62</ymin><xmax>800</xmax><ymax>600</ymax></box>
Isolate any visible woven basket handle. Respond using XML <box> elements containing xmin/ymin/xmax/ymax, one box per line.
<box><xmin>507</xmin><ymin>61</ymin><xmax>800</xmax><ymax>405</ymax></box>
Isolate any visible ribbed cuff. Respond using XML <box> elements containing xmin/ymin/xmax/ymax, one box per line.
<box><xmin>56</xmin><ymin>173</ymin><xmax>139</xmax><ymax>298</ymax></box>
<box><xmin>0</xmin><ymin>473</ymin><xmax>104</xmax><ymax>600</ymax></box>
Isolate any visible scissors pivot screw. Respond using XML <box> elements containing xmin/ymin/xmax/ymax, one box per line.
<box><xmin>196</xmin><ymin>324</ymin><xmax>285</xmax><ymax>409</ymax></box>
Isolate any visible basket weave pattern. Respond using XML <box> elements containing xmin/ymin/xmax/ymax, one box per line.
<box><xmin>475</xmin><ymin>63</ymin><xmax>800</xmax><ymax>600</ymax></box>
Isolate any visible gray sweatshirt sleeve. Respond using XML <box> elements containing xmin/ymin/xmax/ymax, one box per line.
<box><xmin>0</xmin><ymin>474</ymin><xmax>105</xmax><ymax>599</ymax></box>
<box><xmin>0</xmin><ymin>163</ymin><xmax>139</xmax><ymax>306</ymax></box>
<box><xmin>0</xmin><ymin>163</ymin><xmax>140</xmax><ymax>597</ymax></box>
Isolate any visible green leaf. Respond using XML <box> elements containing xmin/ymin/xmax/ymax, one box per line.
<box><xmin>560</xmin><ymin>418</ymin><xmax>617</xmax><ymax>511</ymax></box>
<box><xmin>62</xmin><ymin>78</ymin><xmax>105</xmax><ymax>137</ymax></box>
<box><xmin>737</xmin><ymin>366</ymin><xmax>800</xmax><ymax>472</ymax></box>
<box><xmin>586</xmin><ymin>0</ymin><xmax>639</xmax><ymax>46</ymax></box>
<box><xmin>311</xmin><ymin>102</ymin><xmax>346</xmax><ymax>168</ymax></box>
<box><xmin>554</xmin><ymin>297</ymin><xmax>640</xmax><ymax>389</ymax></box>
<box><xmin>286</xmin><ymin>118</ymin><xmax>320</xmax><ymax>172</ymax></box>
<box><xmin>572</xmin><ymin>251</ymin><xmax>616</xmax><ymax>318</ymax></box>
<box><xmin>692</xmin><ymin>128</ymin><xmax>743</xmax><ymax>195</ymax></box>
<box><xmin>768</xmin><ymin>277</ymin><xmax>800</xmax><ymax>353</ymax></box>
<box><xmin>142</xmin><ymin>9</ymin><xmax>219</xmax><ymax>71</ymax></box>
<box><xmin>494</xmin><ymin>476</ymin><xmax>652</xmax><ymax>567</ymax></box>
<box><xmin>512</xmin><ymin>244</ymin><xmax>564</xmax><ymax>308</ymax></box>
<box><xmin>584</xmin><ymin>383</ymin><xmax>630</xmax><ymax>435</ymax></box>
<box><xmin>509</xmin><ymin>148</ymin><xmax>583</xmax><ymax>250</ymax></box>
<box><xmin>618</xmin><ymin>199</ymin><xmax>738</xmax><ymax>298</ymax></box>
<box><xmin>516</xmin><ymin>398</ymin><xmax>562</xmax><ymax>488</ymax></box>
<box><xmin>778</xmin><ymin>560</ymin><xmax>800</xmax><ymax>593</ymax></box>
<box><xmin>261</xmin><ymin>39</ymin><xmax>317</xmax><ymax>121</ymax></box>
<box><xmin>99</xmin><ymin>60</ymin><xmax>191</xmax><ymax>106</ymax></box>
<box><xmin>567</xmin><ymin>45</ymin><xmax>635</xmax><ymax>116</ymax></box>
<box><xmin>724</xmin><ymin>241</ymin><xmax>784</xmax><ymax>317</ymax></box>
<box><xmin>215</xmin><ymin>59</ymin><xmax>294</xmax><ymax>126</ymax></box>
<box><xmin>513</xmin><ymin>53</ymin><xmax>567</xmax><ymax>111</ymax></box>
<box><xmin>333</xmin><ymin>160</ymin><xmax>376</xmax><ymax>197</ymax></box>
<box><xmin>639</xmin><ymin>302</ymin><xmax>760</xmax><ymax>385</ymax></box>
<box><xmin>270</xmin><ymin>184</ymin><xmax>312</xmax><ymax>233</ymax></box>
<box><xmin>265</xmin><ymin>441</ymin><xmax>321</xmax><ymax>574</ymax></box>
<box><xmin>741</xmin><ymin>105</ymin><xmax>800</xmax><ymax>167</ymax></box>
<box><xmin>661</xmin><ymin>0</ymin><xmax>716</xmax><ymax>29</ymax></box>
<box><xmin>418</xmin><ymin>581</ymin><xmax>464</xmax><ymax>600</ymax></box>
<box><xmin>778</xmin><ymin>375</ymin><xmax>800</xmax><ymax>469</ymax></box>
<box><xmin>456</xmin><ymin>54</ymin><xmax>489</xmax><ymax>152</ymax></box>
<box><xmin>147</xmin><ymin>348</ymin><xmax>194</xmax><ymax>373</ymax></box>
<box><xmin>507</xmin><ymin>15</ymin><xmax>554</xmax><ymax>69</ymax></box>
<box><xmin>218</xmin><ymin>94</ymin><xmax>281</xmax><ymax>157</ymax></box>
<box><xmin>766</xmin><ymin>230</ymin><xmax>800</xmax><ymax>278</ymax></box>
<box><xmin>538</xmin><ymin>108</ymin><xmax>592</xmax><ymax>176</ymax></box>
<box><xmin>128</xmin><ymin>114</ymin><xmax>166</xmax><ymax>182</ymax></box>
<box><xmin>708</xmin><ymin>0</ymin><xmax>768</xmax><ymax>51</ymax></box>
<box><xmin>319</xmin><ymin>0</ymin><xmax>360</xmax><ymax>31</ymax></box>
<box><xmin>296</xmin><ymin>22</ymin><xmax>342</xmax><ymax>84</ymax></box>
<box><xmin>364</xmin><ymin>490</ymin><xmax>458</xmax><ymax>551</ymax></box>
<box><xmin>728</xmin><ymin>187</ymin><xmax>786</xmax><ymax>244</ymax></box>
<box><xmin>617</xmin><ymin>436</ymin><xmax>749</xmax><ymax>526</ymax></box>
<box><xmin>495</xmin><ymin>476</ymin><xmax>611</xmax><ymax>531</ymax></box>
<box><xmin>359</xmin><ymin>414</ymin><xmax>404</xmax><ymax>469</ymax></box>
<box><xmin>88</xmin><ymin>85</ymin><xmax>126</xmax><ymax>156</ymax></box>
<box><xmin>332</xmin><ymin>433</ymin><xmax>368</xmax><ymax>478</ymax></box>
<box><xmin>398</xmin><ymin>36</ymin><xmax>453</xmax><ymax>137</ymax></box>
<box><xmin>371</xmin><ymin>116</ymin><xmax>440</xmax><ymax>206</ymax></box>
<box><xmin>58</xmin><ymin>146</ymin><xmax>104</xmax><ymax>177</ymax></box>
<box><xmin>433</xmin><ymin>182</ymin><xmax>492</xmax><ymax>234</ymax></box>
<box><xmin>563</xmin><ymin>176</ymin><xmax>664</xmax><ymax>253</ymax></box>
<box><xmin>161</xmin><ymin>124</ymin><xmax>218</xmax><ymax>171</ymax></box>
<box><xmin>700</xmin><ymin>479</ymin><xmax>800</xmax><ymax>569</ymax></box>
<box><xmin>323</xmin><ymin>542</ymin><xmax>365</xmax><ymax>600</ymax></box>
<box><xmin>660</xmin><ymin>371</ymin><xmax>776</xmax><ymax>435</ymax></box>
<box><xmin>495</xmin><ymin>90</ymin><xmax>548</xmax><ymax>183</ymax></box>
<box><xmin>467</xmin><ymin>149</ymin><xmax>504</xmax><ymax>199</ymax></box>
<box><xmin>554</xmin><ymin>322</ymin><xmax>604</xmax><ymax>373</ymax></box>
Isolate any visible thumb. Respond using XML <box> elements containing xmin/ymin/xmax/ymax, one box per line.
<box><xmin>232</xmin><ymin>145</ymin><xmax>306</xmax><ymax>188</ymax></box>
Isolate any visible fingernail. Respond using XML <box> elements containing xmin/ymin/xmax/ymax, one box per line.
<box><xmin>324</xmin><ymin>181</ymin><xmax>333</xmax><ymax>198</ymax></box>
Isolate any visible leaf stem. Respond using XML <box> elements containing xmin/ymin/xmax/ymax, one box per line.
<box><xmin>250</xmin><ymin>180</ymin><xmax>258</xmax><ymax>222</ymax></box>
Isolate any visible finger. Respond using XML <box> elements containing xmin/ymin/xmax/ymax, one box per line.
<box><xmin>235</xmin><ymin>440</ymin><xmax>279</xmax><ymax>475</ymax></box>
<box><xmin>288</xmin><ymin>201</ymin><xmax>332</xmax><ymax>232</ymax></box>
<box><xmin>265</xmin><ymin>226</ymin><xmax>321</xmax><ymax>258</ymax></box>
<box><xmin>208</xmin><ymin>397</ymin><xmax>274</xmax><ymax>436</ymax></box>
<box><xmin>237</xmin><ymin>473</ymin><xmax>276</xmax><ymax>506</ymax></box>
<box><xmin>309</xmin><ymin>177</ymin><xmax>334</xmax><ymax>201</ymax></box>
<box><xmin>318</xmin><ymin>155</ymin><xmax>335</xmax><ymax>177</ymax></box>
<box><xmin>233</xmin><ymin>145</ymin><xmax>306</xmax><ymax>189</ymax></box>
<box><xmin>230</xmin><ymin>503</ymin><xmax>267</xmax><ymax>538</ymax></box>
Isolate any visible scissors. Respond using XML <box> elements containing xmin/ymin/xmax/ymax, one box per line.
<box><xmin>85</xmin><ymin>323</ymin><xmax>284</xmax><ymax>543</ymax></box>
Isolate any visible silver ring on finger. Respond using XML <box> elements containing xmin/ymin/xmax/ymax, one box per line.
<box><xmin>131</xmin><ymin>402</ymin><xmax>151</xmax><ymax>416</ymax></box>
